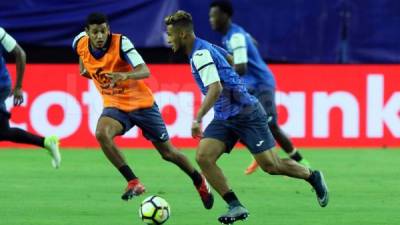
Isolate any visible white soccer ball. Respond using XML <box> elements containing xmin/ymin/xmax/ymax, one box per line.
<box><xmin>139</xmin><ymin>195</ymin><xmax>171</xmax><ymax>225</ymax></box>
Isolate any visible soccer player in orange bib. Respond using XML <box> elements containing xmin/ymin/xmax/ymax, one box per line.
<box><xmin>72</xmin><ymin>13</ymin><xmax>213</xmax><ymax>208</ymax></box>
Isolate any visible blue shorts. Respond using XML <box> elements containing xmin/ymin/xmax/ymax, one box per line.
<box><xmin>203</xmin><ymin>103</ymin><xmax>276</xmax><ymax>154</ymax></box>
<box><xmin>249</xmin><ymin>88</ymin><xmax>278</xmax><ymax>126</ymax></box>
<box><xmin>100</xmin><ymin>104</ymin><xmax>169</xmax><ymax>143</ymax></box>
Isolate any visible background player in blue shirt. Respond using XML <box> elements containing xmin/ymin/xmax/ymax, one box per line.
<box><xmin>165</xmin><ymin>10</ymin><xmax>328</xmax><ymax>224</ymax></box>
<box><xmin>209</xmin><ymin>1</ymin><xmax>311</xmax><ymax>175</ymax></box>
<box><xmin>0</xmin><ymin>27</ymin><xmax>61</xmax><ymax>168</ymax></box>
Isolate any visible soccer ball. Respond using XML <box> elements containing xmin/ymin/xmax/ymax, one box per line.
<box><xmin>139</xmin><ymin>195</ymin><xmax>171</xmax><ymax>225</ymax></box>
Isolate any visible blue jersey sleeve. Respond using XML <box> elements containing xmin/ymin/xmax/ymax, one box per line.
<box><xmin>212</xmin><ymin>44</ymin><xmax>230</xmax><ymax>58</ymax></box>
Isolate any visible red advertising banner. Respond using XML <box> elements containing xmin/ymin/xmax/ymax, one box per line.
<box><xmin>2</xmin><ymin>64</ymin><xmax>400</xmax><ymax>148</ymax></box>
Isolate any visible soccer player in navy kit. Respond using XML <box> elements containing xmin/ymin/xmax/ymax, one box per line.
<box><xmin>165</xmin><ymin>10</ymin><xmax>329</xmax><ymax>224</ymax></box>
<box><xmin>209</xmin><ymin>0</ymin><xmax>311</xmax><ymax>175</ymax></box>
<box><xmin>0</xmin><ymin>27</ymin><xmax>61</xmax><ymax>168</ymax></box>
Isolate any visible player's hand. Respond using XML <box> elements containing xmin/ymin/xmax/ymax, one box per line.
<box><xmin>80</xmin><ymin>69</ymin><xmax>91</xmax><ymax>79</ymax></box>
<box><xmin>12</xmin><ymin>87</ymin><xmax>24</xmax><ymax>106</ymax></box>
<box><xmin>191</xmin><ymin>120</ymin><xmax>203</xmax><ymax>138</ymax></box>
<box><xmin>106</xmin><ymin>72</ymin><xmax>128</xmax><ymax>88</ymax></box>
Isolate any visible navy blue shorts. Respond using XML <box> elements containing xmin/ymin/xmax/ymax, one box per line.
<box><xmin>249</xmin><ymin>88</ymin><xmax>278</xmax><ymax>126</ymax></box>
<box><xmin>100</xmin><ymin>104</ymin><xmax>169</xmax><ymax>142</ymax></box>
<box><xmin>203</xmin><ymin>103</ymin><xmax>276</xmax><ymax>154</ymax></box>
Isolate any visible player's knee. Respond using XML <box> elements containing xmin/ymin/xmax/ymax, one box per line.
<box><xmin>160</xmin><ymin>150</ymin><xmax>175</xmax><ymax>162</ymax></box>
<box><xmin>262</xmin><ymin>165</ymin><xmax>280</xmax><ymax>175</ymax></box>
<box><xmin>259</xmin><ymin>161</ymin><xmax>281</xmax><ymax>175</ymax></box>
<box><xmin>95</xmin><ymin>130</ymin><xmax>111</xmax><ymax>145</ymax></box>
<box><xmin>195</xmin><ymin>151</ymin><xmax>214</xmax><ymax>167</ymax></box>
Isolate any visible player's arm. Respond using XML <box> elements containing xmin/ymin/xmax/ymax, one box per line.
<box><xmin>225</xmin><ymin>54</ymin><xmax>234</xmax><ymax>66</ymax></box>
<box><xmin>72</xmin><ymin>32</ymin><xmax>92</xmax><ymax>79</ymax></box>
<box><xmin>106</xmin><ymin>36</ymin><xmax>150</xmax><ymax>87</ymax></box>
<box><xmin>79</xmin><ymin>58</ymin><xmax>91</xmax><ymax>79</ymax></box>
<box><xmin>230</xmin><ymin>33</ymin><xmax>248</xmax><ymax>75</ymax></box>
<box><xmin>213</xmin><ymin>44</ymin><xmax>234</xmax><ymax>66</ymax></box>
<box><xmin>0</xmin><ymin>28</ymin><xmax>25</xmax><ymax>106</ymax></box>
<box><xmin>196</xmin><ymin>82</ymin><xmax>222</xmax><ymax>122</ymax></box>
<box><xmin>191</xmin><ymin>49</ymin><xmax>222</xmax><ymax>138</ymax></box>
<box><xmin>11</xmin><ymin>44</ymin><xmax>25</xmax><ymax>93</ymax></box>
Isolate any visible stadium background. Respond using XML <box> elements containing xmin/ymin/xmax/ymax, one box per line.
<box><xmin>0</xmin><ymin>1</ymin><xmax>399</xmax><ymax>225</ymax></box>
<box><xmin>1</xmin><ymin>0</ymin><xmax>400</xmax><ymax>148</ymax></box>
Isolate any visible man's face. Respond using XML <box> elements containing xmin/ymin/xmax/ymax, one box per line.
<box><xmin>85</xmin><ymin>23</ymin><xmax>110</xmax><ymax>49</ymax></box>
<box><xmin>209</xmin><ymin>6</ymin><xmax>225</xmax><ymax>31</ymax></box>
<box><xmin>166</xmin><ymin>24</ymin><xmax>182</xmax><ymax>53</ymax></box>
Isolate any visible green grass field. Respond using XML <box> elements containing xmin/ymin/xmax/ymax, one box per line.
<box><xmin>0</xmin><ymin>148</ymin><xmax>399</xmax><ymax>225</ymax></box>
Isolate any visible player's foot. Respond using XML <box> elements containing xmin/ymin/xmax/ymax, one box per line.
<box><xmin>44</xmin><ymin>135</ymin><xmax>61</xmax><ymax>169</ymax></box>
<box><xmin>195</xmin><ymin>174</ymin><xmax>214</xmax><ymax>209</ymax></box>
<box><xmin>299</xmin><ymin>158</ymin><xmax>311</xmax><ymax>168</ymax></box>
<box><xmin>121</xmin><ymin>179</ymin><xmax>146</xmax><ymax>201</ymax></box>
<box><xmin>308</xmin><ymin>170</ymin><xmax>329</xmax><ymax>207</ymax></box>
<box><xmin>218</xmin><ymin>205</ymin><xmax>249</xmax><ymax>224</ymax></box>
<box><xmin>244</xmin><ymin>160</ymin><xmax>259</xmax><ymax>175</ymax></box>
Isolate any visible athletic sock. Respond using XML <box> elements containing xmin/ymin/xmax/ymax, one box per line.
<box><xmin>223</xmin><ymin>191</ymin><xmax>242</xmax><ymax>207</ymax></box>
<box><xmin>190</xmin><ymin>170</ymin><xmax>203</xmax><ymax>187</ymax></box>
<box><xmin>118</xmin><ymin>165</ymin><xmax>138</xmax><ymax>182</ymax></box>
<box><xmin>289</xmin><ymin>149</ymin><xmax>303</xmax><ymax>162</ymax></box>
<box><xmin>306</xmin><ymin>169</ymin><xmax>315</xmax><ymax>183</ymax></box>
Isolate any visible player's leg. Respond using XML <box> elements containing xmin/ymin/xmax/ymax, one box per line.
<box><xmin>254</xmin><ymin>149</ymin><xmax>328</xmax><ymax>207</ymax></box>
<box><xmin>130</xmin><ymin>104</ymin><xmax>213</xmax><ymax>208</ymax></box>
<box><xmin>254</xmin><ymin>149</ymin><xmax>310</xmax><ymax>178</ymax></box>
<box><xmin>0</xmin><ymin>92</ymin><xmax>60</xmax><ymax>168</ymax></box>
<box><xmin>245</xmin><ymin>89</ymin><xmax>310</xmax><ymax>175</ymax></box>
<box><xmin>95</xmin><ymin>110</ymin><xmax>145</xmax><ymax>200</ymax></box>
<box><xmin>152</xmin><ymin>140</ymin><xmax>214</xmax><ymax>209</ymax></box>
<box><xmin>268</xmin><ymin>119</ymin><xmax>310</xmax><ymax>167</ymax></box>
<box><xmin>197</xmin><ymin>119</ymin><xmax>249</xmax><ymax>224</ymax></box>
<box><xmin>237</xmin><ymin>103</ymin><xmax>328</xmax><ymax>207</ymax></box>
<box><xmin>266</xmin><ymin>89</ymin><xmax>309</xmax><ymax>165</ymax></box>
<box><xmin>196</xmin><ymin>138</ymin><xmax>249</xmax><ymax>224</ymax></box>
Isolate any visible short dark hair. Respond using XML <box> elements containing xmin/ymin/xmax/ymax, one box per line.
<box><xmin>210</xmin><ymin>0</ymin><xmax>233</xmax><ymax>17</ymax></box>
<box><xmin>86</xmin><ymin>13</ymin><xmax>108</xmax><ymax>28</ymax></box>
<box><xmin>164</xmin><ymin>10</ymin><xmax>193</xmax><ymax>30</ymax></box>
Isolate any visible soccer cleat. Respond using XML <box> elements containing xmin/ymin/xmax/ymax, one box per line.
<box><xmin>244</xmin><ymin>160</ymin><xmax>259</xmax><ymax>175</ymax></box>
<box><xmin>308</xmin><ymin>170</ymin><xmax>329</xmax><ymax>207</ymax></box>
<box><xmin>44</xmin><ymin>135</ymin><xmax>61</xmax><ymax>169</ymax></box>
<box><xmin>299</xmin><ymin>158</ymin><xmax>311</xmax><ymax>168</ymax></box>
<box><xmin>196</xmin><ymin>174</ymin><xmax>214</xmax><ymax>209</ymax></box>
<box><xmin>121</xmin><ymin>179</ymin><xmax>146</xmax><ymax>201</ymax></box>
<box><xmin>218</xmin><ymin>205</ymin><xmax>249</xmax><ymax>224</ymax></box>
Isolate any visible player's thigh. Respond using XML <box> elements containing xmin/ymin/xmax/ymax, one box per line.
<box><xmin>232</xmin><ymin>104</ymin><xmax>276</xmax><ymax>154</ymax></box>
<box><xmin>196</xmin><ymin>138</ymin><xmax>227</xmax><ymax>163</ymax></box>
<box><xmin>98</xmin><ymin>107</ymin><xmax>133</xmax><ymax>136</ymax></box>
<box><xmin>202</xmin><ymin>118</ymin><xmax>238</xmax><ymax>155</ymax></box>
<box><xmin>96</xmin><ymin>116</ymin><xmax>124</xmax><ymax>139</ymax></box>
<box><xmin>130</xmin><ymin>104</ymin><xmax>169</xmax><ymax>143</ymax></box>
